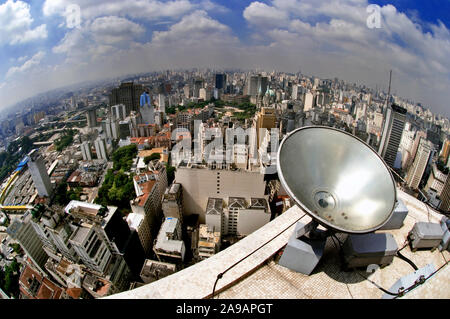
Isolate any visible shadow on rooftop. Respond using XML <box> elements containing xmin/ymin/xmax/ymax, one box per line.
<box><xmin>312</xmin><ymin>236</ymin><xmax>366</xmax><ymax>285</ymax></box>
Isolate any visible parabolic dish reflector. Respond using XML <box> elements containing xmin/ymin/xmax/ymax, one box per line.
<box><xmin>277</xmin><ymin>126</ymin><xmax>397</xmax><ymax>233</ymax></box>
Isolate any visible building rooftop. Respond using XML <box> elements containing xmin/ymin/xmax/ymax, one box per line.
<box><xmin>69</xmin><ymin>225</ymin><xmax>91</xmax><ymax>245</ymax></box>
<box><xmin>19</xmin><ymin>265</ymin><xmax>63</xmax><ymax>299</ymax></box>
<box><xmin>140</xmin><ymin>260</ymin><xmax>177</xmax><ymax>282</ymax></box>
<box><xmin>154</xmin><ymin>217</ymin><xmax>184</xmax><ymax>256</ymax></box>
<box><xmin>206</xmin><ymin>198</ymin><xmax>223</xmax><ymax>215</ymax></box>
<box><xmin>108</xmin><ymin>189</ymin><xmax>449</xmax><ymax>299</ymax></box>
<box><xmin>126</xmin><ymin>213</ymin><xmax>144</xmax><ymax>230</ymax></box>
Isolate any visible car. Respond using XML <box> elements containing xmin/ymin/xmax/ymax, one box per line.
<box><xmin>7</xmin><ymin>247</ymin><xmax>14</xmax><ymax>254</ymax></box>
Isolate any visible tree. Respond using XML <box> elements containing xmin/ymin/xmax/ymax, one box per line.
<box><xmin>0</xmin><ymin>259</ymin><xmax>20</xmax><ymax>298</ymax></box>
<box><xmin>166</xmin><ymin>164</ymin><xmax>176</xmax><ymax>185</ymax></box>
<box><xmin>54</xmin><ymin>182</ymin><xmax>69</xmax><ymax>205</ymax></box>
<box><xmin>144</xmin><ymin>153</ymin><xmax>161</xmax><ymax>164</ymax></box>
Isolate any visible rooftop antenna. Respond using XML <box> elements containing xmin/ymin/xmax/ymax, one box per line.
<box><xmin>385</xmin><ymin>69</ymin><xmax>392</xmax><ymax>109</ymax></box>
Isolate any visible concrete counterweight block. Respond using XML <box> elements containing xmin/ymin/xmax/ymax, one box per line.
<box><xmin>278</xmin><ymin>222</ymin><xmax>326</xmax><ymax>275</ymax></box>
<box><xmin>342</xmin><ymin>233</ymin><xmax>398</xmax><ymax>269</ymax></box>
<box><xmin>439</xmin><ymin>217</ymin><xmax>450</xmax><ymax>252</ymax></box>
<box><xmin>379</xmin><ymin>199</ymin><xmax>408</xmax><ymax>230</ymax></box>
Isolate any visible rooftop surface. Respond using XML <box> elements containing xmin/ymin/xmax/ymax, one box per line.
<box><xmin>109</xmin><ymin>189</ymin><xmax>449</xmax><ymax>299</ymax></box>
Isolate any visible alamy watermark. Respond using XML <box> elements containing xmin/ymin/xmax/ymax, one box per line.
<box><xmin>170</xmin><ymin>120</ymin><xmax>279</xmax><ymax>174</ymax></box>
<box><xmin>366</xmin><ymin>4</ymin><xmax>382</xmax><ymax>29</ymax></box>
<box><xmin>65</xmin><ymin>4</ymin><xmax>81</xmax><ymax>29</ymax></box>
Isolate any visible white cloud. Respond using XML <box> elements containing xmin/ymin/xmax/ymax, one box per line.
<box><xmin>52</xmin><ymin>15</ymin><xmax>146</xmax><ymax>62</ymax></box>
<box><xmin>89</xmin><ymin>16</ymin><xmax>145</xmax><ymax>45</ymax></box>
<box><xmin>6</xmin><ymin>51</ymin><xmax>46</xmax><ymax>78</ymax></box>
<box><xmin>152</xmin><ymin>10</ymin><xmax>237</xmax><ymax>46</ymax></box>
<box><xmin>243</xmin><ymin>2</ymin><xmax>289</xmax><ymax>28</ymax></box>
<box><xmin>242</xmin><ymin>0</ymin><xmax>450</xmax><ymax>116</ymax></box>
<box><xmin>198</xmin><ymin>0</ymin><xmax>229</xmax><ymax>14</ymax></box>
<box><xmin>0</xmin><ymin>0</ymin><xmax>47</xmax><ymax>45</ymax></box>
<box><xmin>2</xmin><ymin>0</ymin><xmax>449</xmax><ymax>118</ymax></box>
<box><xmin>17</xmin><ymin>55</ymin><xmax>28</xmax><ymax>62</ymax></box>
<box><xmin>43</xmin><ymin>0</ymin><xmax>194</xmax><ymax>22</ymax></box>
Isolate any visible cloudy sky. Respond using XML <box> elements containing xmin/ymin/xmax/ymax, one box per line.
<box><xmin>0</xmin><ymin>0</ymin><xmax>449</xmax><ymax>117</ymax></box>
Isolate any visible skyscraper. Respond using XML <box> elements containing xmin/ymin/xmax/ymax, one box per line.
<box><xmin>157</xmin><ymin>94</ymin><xmax>166</xmax><ymax>113</ymax></box>
<box><xmin>304</xmin><ymin>92</ymin><xmax>315</xmax><ymax>111</ymax></box>
<box><xmin>406</xmin><ymin>137</ymin><xmax>432</xmax><ymax>190</ymax></box>
<box><xmin>27</xmin><ymin>149</ymin><xmax>53</xmax><ymax>197</ymax></box>
<box><xmin>247</xmin><ymin>75</ymin><xmax>268</xmax><ymax>97</ymax></box>
<box><xmin>86</xmin><ymin>107</ymin><xmax>97</xmax><ymax>128</ymax></box>
<box><xmin>7</xmin><ymin>211</ymin><xmax>48</xmax><ymax>275</ymax></box>
<box><xmin>109</xmin><ymin>82</ymin><xmax>145</xmax><ymax>115</ymax></box>
<box><xmin>140</xmin><ymin>91</ymin><xmax>154</xmax><ymax>125</ymax></box>
<box><xmin>253</xmin><ymin>107</ymin><xmax>277</xmax><ymax>149</ymax></box>
<box><xmin>215</xmin><ymin>74</ymin><xmax>226</xmax><ymax>90</ymax></box>
<box><xmin>440</xmin><ymin>139</ymin><xmax>450</xmax><ymax>165</ymax></box>
<box><xmin>111</xmin><ymin>104</ymin><xmax>127</xmax><ymax>121</ymax></box>
<box><xmin>94</xmin><ymin>137</ymin><xmax>108</xmax><ymax>161</ymax></box>
<box><xmin>378</xmin><ymin>104</ymin><xmax>407</xmax><ymax>168</ymax></box>
<box><xmin>440</xmin><ymin>175</ymin><xmax>450</xmax><ymax>212</ymax></box>
<box><xmin>80</xmin><ymin>141</ymin><xmax>92</xmax><ymax>161</ymax></box>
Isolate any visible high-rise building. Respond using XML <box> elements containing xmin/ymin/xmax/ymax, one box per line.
<box><xmin>109</xmin><ymin>82</ymin><xmax>145</xmax><ymax>115</ymax></box>
<box><xmin>111</xmin><ymin>104</ymin><xmax>127</xmax><ymax>121</ymax></box>
<box><xmin>176</xmin><ymin>111</ymin><xmax>194</xmax><ymax>135</ymax></box>
<box><xmin>153</xmin><ymin>217</ymin><xmax>186</xmax><ymax>262</ymax></box>
<box><xmin>424</xmin><ymin>164</ymin><xmax>448</xmax><ymax>196</ymax></box>
<box><xmin>80</xmin><ymin>141</ymin><xmax>92</xmax><ymax>161</ymax></box>
<box><xmin>157</xmin><ymin>94</ymin><xmax>165</xmax><ymax>113</ymax></box>
<box><xmin>7</xmin><ymin>211</ymin><xmax>49</xmax><ymax>275</ymax></box>
<box><xmin>440</xmin><ymin>139</ymin><xmax>450</xmax><ymax>165</ymax></box>
<box><xmin>204</xmin><ymin>196</ymin><xmax>270</xmax><ymax>238</ymax></box>
<box><xmin>303</xmin><ymin>92</ymin><xmax>315</xmax><ymax>111</ymax></box>
<box><xmin>406</xmin><ymin>137</ymin><xmax>432</xmax><ymax>190</ymax></box>
<box><xmin>65</xmin><ymin>201</ymin><xmax>144</xmax><ymax>278</ymax></box>
<box><xmin>140</xmin><ymin>91</ymin><xmax>154</xmax><ymax>125</ymax></box>
<box><xmin>174</xmin><ymin>167</ymin><xmax>266</xmax><ymax>223</ymax></box>
<box><xmin>94</xmin><ymin>137</ymin><xmax>108</xmax><ymax>161</ymax></box>
<box><xmin>110</xmin><ymin>118</ymin><xmax>120</xmax><ymax>140</ymax></box>
<box><xmin>439</xmin><ymin>175</ymin><xmax>450</xmax><ymax>212</ymax></box>
<box><xmin>247</xmin><ymin>75</ymin><xmax>268</xmax><ymax>97</ymax></box>
<box><xmin>199</xmin><ymin>87</ymin><xmax>212</xmax><ymax>101</ymax></box>
<box><xmin>215</xmin><ymin>74</ymin><xmax>226</xmax><ymax>90</ymax></box>
<box><xmin>378</xmin><ymin>104</ymin><xmax>407</xmax><ymax>168</ymax></box>
<box><xmin>253</xmin><ymin>107</ymin><xmax>277</xmax><ymax>149</ymax></box>
<box><xmin>193</xmin><ymin>79</ymin><xmax>204</xmax><ymax>98</ymax></box>
<box><xmin>162</xmin><ymin>183</ymin><xmax>183</xmax><ymax>221</ymax></box>
<box><xmin>27</xmin><ymin>149</ymin><xmax>53</xmax><ymax>197</ymax></box>
<box><xmin>28</xmin><ymin>205</ymin><xmax>79</xmax><ymax>263</ymax></box>
<box><xmin>86</xmin><ymin>108</ymin><xmax>97</xmax><ymax>128</ymax></box>
<box><xmin>183</xmin><ymin>85</ymin><xmax>190</xmax><ymax>98</ymax></box>
<box><xmin>119</xmin><ymin>119</ymin><xmax>131</xmax><ymax>140</ymax></box>
<box><xmin>69</xmin><ymin>225</ymin><xmax>112</xmax><ymax>275</ymax></box>
<box><xmin>129</xmin><ymin>165</ymin><xmax>168</xmax><ymax>255</ymax></box>
<box><xmin>197</xmin><ymin>224</ymin><xmax>221</xmax><ymax>260</ymax></box>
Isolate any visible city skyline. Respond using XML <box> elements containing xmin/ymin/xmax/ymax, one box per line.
<box><xmin>0</xmin><ymin>65</ymin><xmax>449</xmax><ymax>299</ymax></box>
<box><xmin>0</xmin><ymin>0</ymin><xmax>450</xmax><ymax>117</ymax></box>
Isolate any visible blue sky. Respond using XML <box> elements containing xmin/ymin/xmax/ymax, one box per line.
<box><xmin>0</xmin><ymin>0</ymin><xmax>449</xmax><ymax>118</ymax></box>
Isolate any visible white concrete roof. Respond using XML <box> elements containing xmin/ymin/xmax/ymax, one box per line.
<box><xmin>107</xmin><ymin>189</ymin><xmax>449</xmax><ymax>299</ymax></box>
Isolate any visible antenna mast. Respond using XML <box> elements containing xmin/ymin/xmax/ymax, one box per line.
<box><xmin>386</xmin><ymin>69</ymin><xmax>392</xmax><ymax>108</ymax></box>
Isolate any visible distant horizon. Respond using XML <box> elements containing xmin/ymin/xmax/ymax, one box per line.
<box><xmin>2</xmin><ymin>67</ymin><xmax>446</xmax><ymax>121</ymax></box>
<box><xmin>1</xmin><ymin>0</ymin><xmax>449</xmax><ymax>117</ymax></box>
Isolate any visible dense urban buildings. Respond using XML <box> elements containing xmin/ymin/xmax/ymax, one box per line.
<box><xmin>0</xmin><ymin>68</ymin><xmax>449</xmax><ymax>300</ymax></box>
